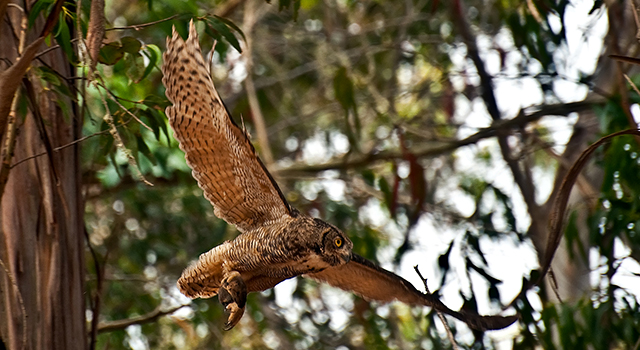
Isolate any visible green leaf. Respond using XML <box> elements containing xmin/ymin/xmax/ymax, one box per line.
<box><xmin>98</xmin><ymin>42</ymin><xmax>124</xmax><ymax>65</ymax></box>
<box><xmin>35</xmin><ymin>66</ymin><xmax>61</xmax><ymax>86</ymax></box>
<box><xmin>361</xmin><ymin>169</ymin><xmax>375</xmax><ymax>187</ymax></box>
<box><xmin>54</xmin><ymin>14</ymin><xmax>76</xmax><ymax>63</ymax></box>
<box><xmin>121</xmin><ymin>36</ymin><xmax>142</xmax><ymax>54</ymax></box>
<box><xmin>139</xmin><ymin>109</ymin><xmax>159</xmax><ymax>141</ymax></box>
<box><xmin>28</xmin><ymin>0</ymin><xmax>55</xmax><ymax>29</ymax></box>
<box><xmin>136</xmin><ymin>134</ymin><xmax>157</xmax><ymax>165</ymax></box>
<box><xmin>149</xmin><ymin>108</ymin><xmax>170</xmax><ymax>144</ymax></box>
<box><xmin>212</xmin><ymin>15</ymin><xmax>246</xmax><ymax>41</ymax></box>
<box><xmin>125</xmin><ymin>52</ymin><xmax>145</xmax><ymax>84</ymax></box>
<box><xmin>204</xmin><ymin>17</ymin><xmax>242</xmax><ymax>53</ymax></box>
<box><xmin>142</xmin><ymin>95</ymin><xmax>170</xmax><ymax>110</ymax></box>
<box><xmin>379</xmin><ymin>177</ymin><xmax>393</xmax><ymax>214</ymax></box>
<box><xmin>139</xmin><ymin>44</ymin><xmax>160</xmax><ymax>82</ymax></box>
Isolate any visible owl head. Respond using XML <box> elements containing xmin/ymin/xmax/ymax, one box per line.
<box><xmin>313</xmin><ymin>218</ymin><xmax>353</xmax><ymax>266</ymax></box>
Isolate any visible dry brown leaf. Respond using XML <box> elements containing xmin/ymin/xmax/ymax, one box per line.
<box><xmin>86</xmin><ymin>0</ymin><xmax>106</xmax><ymax>72</ymax></box>
<box><xmin>539</xmin><ymin>129</ymin><xmax>640</xmax><ymax>284</ymax></box>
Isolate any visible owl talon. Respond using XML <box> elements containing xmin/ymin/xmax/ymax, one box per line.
<box><xmin>219</xmin><ymin>271</ymin><xmax>247</xmax><ymax>330</ymax></box>
<box><xmin>222</xmin><ymin>302</ymin><xmax>245</xmax><ymax>330</ymax></box>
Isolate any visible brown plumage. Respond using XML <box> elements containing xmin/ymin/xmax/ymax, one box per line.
<box><xmin>162</xmin><ymin>21</ymin><xmax>517</xmax><ymax>332</ymax></box>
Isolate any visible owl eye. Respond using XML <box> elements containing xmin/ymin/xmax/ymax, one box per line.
<box><xmin>334</xmin><ymin>237</ymin><xmax>343</xmax><ymax>247</ymax></box>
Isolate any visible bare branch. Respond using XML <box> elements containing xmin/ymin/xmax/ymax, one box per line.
<box><xmin>0</xmin><ymin>37</ymin><xmax>44</xmax><ymax>139</ymax></box>
<box><xmin>274</xmin><ymin>100</ymin><xmax>599</xmax><ymax>176</ymax></box>
<box><xmin>413</xmin><ymin>266</ymin><xmax>459</xmax><ymax>350</ymax></box>
<box><xmin>97</xmin><ymin>304</ymin><xmax>189</xmax><ymax>333</ymax></box>
<box><xmin>451</xmin><ymin>0</ymin><xmax>500</xmax><ymax>121</ymax></box>
<box><xmin>451</xmin><ymin>0</ymin><xmax>540</xmax><ymax>225</ymax></box>
<box><xmin>10</xmin><ymin>129</ymin><xmax>110</xmax><ymax>169</ymax></box>
<box><xmin>538</xmin><ymin>129</ymin><xmax>640</xmax><ymax>287</ymax></box>
<box><xmin>504</xmin><ymin>129</ymin><xmax>640</xmax><ymax>310</ymax></box>
<box><xmin>105</xmin><ymin>14</ymin><xmax>180</xmax><ymax>32</ymax></box>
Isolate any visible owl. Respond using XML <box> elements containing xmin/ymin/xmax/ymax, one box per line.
<box><xmin>161</xmin><ymin>21</ymin><xmax>517</xmax><ymax>331</ymax></box>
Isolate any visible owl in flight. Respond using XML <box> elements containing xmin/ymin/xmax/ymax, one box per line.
<box><xmin>162</xmin><ymin>21</ymin><xmax>517</xmax><ymax>331</ymax></box>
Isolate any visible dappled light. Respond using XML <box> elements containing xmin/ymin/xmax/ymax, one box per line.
<box><xmin>2</xmin><ymin>0</ymin><xmax>640</xmax><ymax>349</ymax></box>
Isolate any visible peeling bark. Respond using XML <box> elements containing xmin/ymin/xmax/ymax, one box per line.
<box><xmin>0</xmin><ymin>5</ymin><xmax>86</xmax><ymax>350</ymax></box>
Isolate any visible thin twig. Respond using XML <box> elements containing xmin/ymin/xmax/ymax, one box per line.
<box><xmin>10</xmin><ymin>129</ymin><xmax>110</xmax><ymax>168</ymax></box>
<box><xmin>5</xmin><ymin>3</ymin><xmax>24</xmax><ymax>12</ymax></box>
<box><xmin>97</xmin><ymin>304</ymin><xmax>189</xmax><ymax>333</ymax></box>
<box><xmin>96</xmin><ymin>87</ymin><xmax>153</xmax><ymax>186</ymax></box>
<box><xmin>0</xmin><ymin>257</ymin><xmax>27</xmax><ymax>350</ymax></box>
<box><xmin>413</xmin><ymin>266</ymin><xmax>459</xmax><ymax>350</ymax></box>
<box><xmin>34</xmin><ymin>38</ymin><xmax>81</xmax><ymax>59</ymax></box>
<box><xmin>547</xmin><ymin>269</ymin><xmax>563</xmax><ymax>303</ymax></box>
<box><xmin>97</xmin><ymin>82</ymin><xmax>153</xmax><ymax>132</ymax></box>
<box><xmin>105</xmin><ymin>14</ymin><xmax>180</xmax><ymax>31</ymax></box>
<box><xmin>633</xmin><ymin>335</ymin><xmax>640</xmax><ymax>350</ymax></box>
<box><xmin>624</xmin><ymin>73</ymin><xmax>640</xmax><ymax>96</ymax></box>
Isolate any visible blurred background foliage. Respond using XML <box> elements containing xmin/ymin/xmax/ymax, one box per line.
<box><xmin>16</xmin><ymin>0</ymin><xmax>640</xmax><ymax>348</ymax></box>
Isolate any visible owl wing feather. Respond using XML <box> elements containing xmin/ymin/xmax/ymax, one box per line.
<box><xmin>162</xmin><ymin>22</ymin><xmax>292</xmax><ymax>233</ymax></box>
<box><xmin>306</xmin><ymin>254</ymin><xmax>518</xmax><ymax>331</ymax></box>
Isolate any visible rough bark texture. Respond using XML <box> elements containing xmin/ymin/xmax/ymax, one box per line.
<box><xmin>0</xmin><ymin>3</ymin><xmax>86</xmax><ymax>350</ymax></box>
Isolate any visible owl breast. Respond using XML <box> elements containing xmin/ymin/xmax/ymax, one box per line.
<box><xmin>240</xmin><ymin>255</ymin><xmax>332</xmax><ymax>292</ymax></box>
<box><xmin>226</xmin><ymin>230</ymin><xmax>333</xmax><ymax>292</ymax></box>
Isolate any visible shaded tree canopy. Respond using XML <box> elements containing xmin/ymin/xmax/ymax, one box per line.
<box><xmin>1</xmin><ymin>0</ymin><xmax>640</xmax><ymax>349</ymax></box>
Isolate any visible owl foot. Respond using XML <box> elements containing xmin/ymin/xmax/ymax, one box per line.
<box><xmin>219</xmin><ymin>271</ymin><xmax>247</xmax><ymax>330</ymax></box>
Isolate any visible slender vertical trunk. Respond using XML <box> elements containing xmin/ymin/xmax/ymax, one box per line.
<box><xmin>0</xmin><ymin>3</ymin><xmax>86</xmax><ymax>350</ymax></box>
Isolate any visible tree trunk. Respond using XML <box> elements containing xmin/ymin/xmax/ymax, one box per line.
<box><xmin>0</xmin><ymin>3</ymin><xmax>86</xmax><ymax>350</ymax></box>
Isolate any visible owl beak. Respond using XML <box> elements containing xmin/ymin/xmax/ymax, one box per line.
<box><xmin>342</xmin><ymin>253</ymin><xmax>352</xmax><ymax>264</ymax></box>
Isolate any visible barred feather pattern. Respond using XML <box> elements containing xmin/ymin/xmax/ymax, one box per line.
<box><xmin>161</xmin><ymin>21</ymin><xmax>516</xmax><ymax>332</ymax></box>
<box><xmin>162</xmin><ymin>22</ymin><xmax>292</xmax><ymax>233</ymax></box>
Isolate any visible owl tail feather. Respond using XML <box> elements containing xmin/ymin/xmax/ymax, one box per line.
<box><xmin>177</xmin><ymin>245</ymin><xmax>227</xmax><ymax>299</ymax></box>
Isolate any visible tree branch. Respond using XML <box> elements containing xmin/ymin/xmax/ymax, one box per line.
<box><xmin>413</xmin><ymin>266</ymin><xmax>459</xmax><ymax>350</ymax></box>
<box><xmin>97</xmin><ymin>304</ymin><xmax>189</xmax><ymax>333</ymax></box>
<box><xmin>0</xmin><ymin>37</ymin><xmax>44</xmax><ymax>141</ymax></box>
<box><xmin>451</xmin><ymin>0</ymin><xmax>539</xmax><ymax>220</ymax></box>
<box><xmin>273</xmin><ymin>100</ymin><xmax>599</xmax><ymax>176</ymax></box>
<box><xmin>105</xmin><ymin>14</ymin><xmax>180</xmax><ymax>31</ymax></box>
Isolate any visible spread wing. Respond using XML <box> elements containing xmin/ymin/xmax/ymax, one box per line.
<box><xmin>306</xmin><ymin>254</ymin><xmax>518</xmax><ymax>331</ymax></box>
<box><xmin>162</xmin><ymin>22</ymin><xmax>293</xmax><ymax>233</ymax></box>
